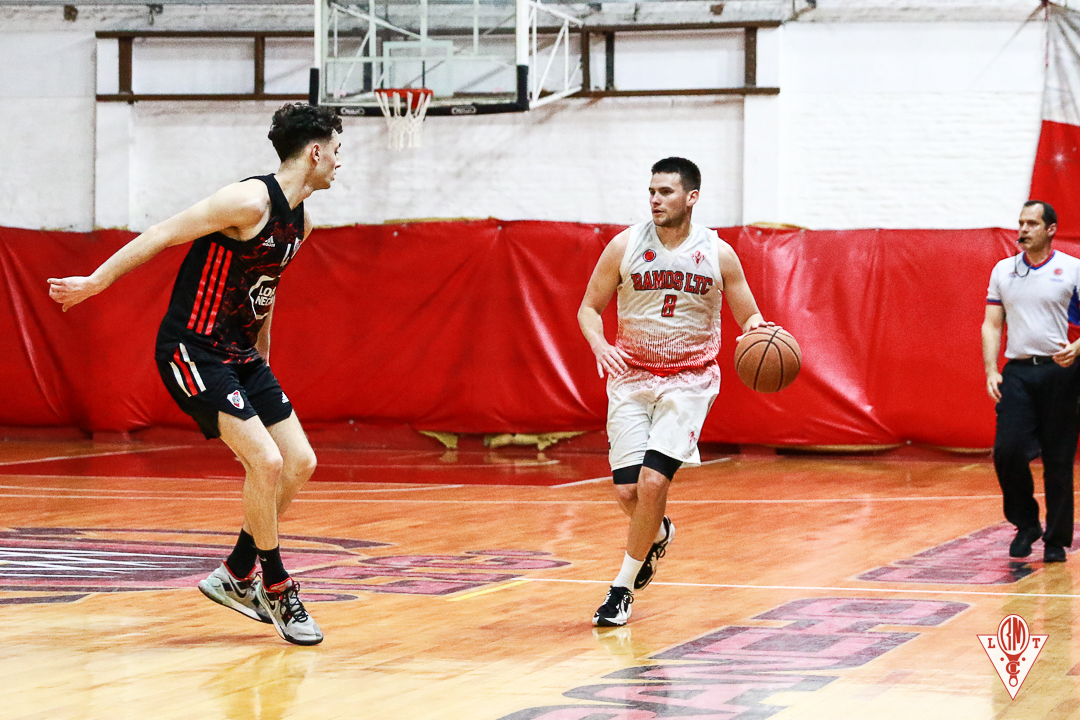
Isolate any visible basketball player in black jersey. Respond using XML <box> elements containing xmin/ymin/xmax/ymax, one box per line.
<box><xmin>47</xmin><ymin>103</ymin><xmax>341</xmax><ymax>645</ymax></box>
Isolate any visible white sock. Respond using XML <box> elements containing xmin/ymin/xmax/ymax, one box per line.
<box><xmin>653</xmin><ymin>518</ymin><xmax>669</xmax><ymax>544</ymax></box>
<box><xmin>613</xmin><ymin>552</ymin><xmax>644</xmax><ymax>589</ymax></box>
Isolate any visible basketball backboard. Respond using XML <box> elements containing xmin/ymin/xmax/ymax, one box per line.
<box><xmin>312</xmin><ymin>0</ymin><xmax>583</xmax><ymax>115</ymax></box>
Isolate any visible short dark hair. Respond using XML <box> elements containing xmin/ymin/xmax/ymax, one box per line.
<box><xmin>1024</xmin><ymin>200</ymin><xmax>1058</xmax><ymax>229</ymax></box>
<box><xmin>651</xmin><ymin>157</ymin><xmax>701</xmax><ymax>192</ymax></box>
<box><xmin>268</xmin><ymin>103</ymin><xmax>343</xmax><ymax>161</ymax></box>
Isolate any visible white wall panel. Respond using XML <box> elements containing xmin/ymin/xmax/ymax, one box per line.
<box><xmin>0</xmin><ymin>12</ymin><xmax>1058</xmax><ymax>232</ymax></box>
<box><xmin>132</xmin><ymin>38</ymin><xmax>256</xmax><ymax>95</ymax></box>
<box><xmin>265</xmin><ymin>37</ymin><xmax>314</xmax><ymax>95</ymax></box>
<box><xmin>0</xmin><ymin>32</ymin><xmax>96</xmax><ymax>231</ymax></box>
<box><xmin>777</xmin><ymin>21</ymin><xmax>1044</xmax><ymax>229</ymax></box>
<box><xmin>613</xmin><ymin>30</ymin><xmax>744</xmax><ymax>91</ymax></box>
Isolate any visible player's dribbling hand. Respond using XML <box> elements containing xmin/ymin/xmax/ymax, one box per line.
<box><xmin>594</xmin><ymin>344</ymin><xmax>632</xmax><ymax>378</ymax></box>
<box><xmin>47</xmin><ymin>276</ymin><xmax>101</xmax><ymax>312</ymax></box>
<box><xmin>1053</xmin><ymin>342</ymin><xmax>1079</xmax><ymax>368</ymax></box>
<box><xmin>986</xmin><ymin>372</ymin><xmax>1002</xmax><ymax>403</ymax></box>
<box><xmin>736</xmin><ymin>319</ymin><xmax>776</xmax><ymax>344</ymax></box>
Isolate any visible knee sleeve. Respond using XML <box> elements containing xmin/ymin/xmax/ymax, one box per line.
<box><xmin>643</xmin><ymin>449</ymin><xmax>681</xmax><ymax>481</ymax></box>
<box><xmin>613</xmin><ymin>464</ymin><xmax>642</xmax><ymax>485</ymax></box>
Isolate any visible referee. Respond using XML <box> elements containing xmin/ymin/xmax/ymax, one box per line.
<box><xmin>982</xmin><ymin>200</ymin><xmax>1080</xmax><ymax>564</ymax></box>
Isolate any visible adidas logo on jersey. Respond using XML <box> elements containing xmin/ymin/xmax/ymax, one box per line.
<box><xmin>262</xmin><ymin>237</ymin><xmax>276</xmax><ymax>248</ymax></box>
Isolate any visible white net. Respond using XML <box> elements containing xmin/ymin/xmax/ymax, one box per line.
<box><xmin>375</xmin><ymin>88</ymin><xmax>434</xmax><ymax>150</ymax></box>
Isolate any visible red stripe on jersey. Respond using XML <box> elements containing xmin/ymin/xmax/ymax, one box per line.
<box><xmin>628</xmin><ymin>359</ymin><xmax>715</xmax><ymax>377</ymax></box>
<box><xmin>187</xmin><ymin>243</ymin><xmax>221</xmax><ymax>330</ymax></box>
<box><xmin>195</xmin><ymin>246</ymin><xmax>228</xmax><ymax>334</ymax></box>
<box><xmin>201</xmin><ymin>249</ymin><xmax>233</xmax><ymax>335</ymax></box>
<box><xmin>172</xmin><ymin>348</ymin><xmax>199</xmax><ymax>395</ymax></box>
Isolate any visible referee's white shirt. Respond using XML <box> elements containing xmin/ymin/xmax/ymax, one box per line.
<box><xmin>987</xmin><ymin>249</ymin><xmax>1080</xmax><ymax>359</ymax></box>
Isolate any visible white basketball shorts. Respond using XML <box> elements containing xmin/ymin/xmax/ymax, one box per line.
<box><xmin>606</xmin><ymin>363</ymin><xmax>721</xmax><ymax>471</ymax></box>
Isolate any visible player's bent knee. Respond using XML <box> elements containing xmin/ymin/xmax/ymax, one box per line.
<box><xmin>251</xmin><ymin>450</ymin><xmax>284</xmax><ymax>479</ymax></box>
<box><xmin>636</xmin><ymin>470</ymin><xmax>669</xmax><ymax>500</ymax></box>
<box><xmin>614</xmin><ymin>482</ymin><xmax>638</xmax><ymax>505</ymax></box>
<box><xmin>287</xmin><ymin>449</ymin><xmax>317</xmax><ymax>480</ymax></box>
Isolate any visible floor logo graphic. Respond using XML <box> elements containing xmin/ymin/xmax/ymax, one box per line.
<box><xmin>857</xmin><ymin>523</ymin><xmax>1037</xmax><ymax>585</ymax></box>
<box><xmin>0</xmin><ymin>527</ymin><xmax>568</xmax><ymax>605</ymax></box>
<box><xmin>978</xmin><ymin>614</ymin><xmax>1047</xmax><ymax>699</ymax></box>
<box><xmin>500</xmin><ymin>597</ymin><xmax>969</xmax><ymax>719</ymax></box>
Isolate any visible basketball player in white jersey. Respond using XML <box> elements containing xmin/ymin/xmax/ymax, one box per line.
<box><xmin>578</xmin><ymin>157</ymin><xmax>772</xmax><ymax>626</ymax></box>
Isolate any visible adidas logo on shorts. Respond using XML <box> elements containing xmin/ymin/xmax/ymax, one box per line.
<box><xmin>281</xmin><ymin>392</ymin><xmax>289</xmax><ymax>404</ymax></box>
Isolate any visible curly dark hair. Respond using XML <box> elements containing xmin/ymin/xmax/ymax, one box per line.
<box><xmin>651</xmin><ymin>157</ymin><xmax>701</xmax><ymax>193</ymax></box>
<box><xmin>268</xmin><ymin>103</ymin><xmax>343</xmax><ymax>161</ymax></box>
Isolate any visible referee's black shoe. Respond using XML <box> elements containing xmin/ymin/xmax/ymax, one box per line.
<box><xmin>1009</xmin><ymin>526</ymin><xmax>1043</xmax><ymax>558</ymax></box>
<box><xmin>1045</xmin><ymin>545</ymin><xmax>1067</xmax><ymax>563</ymax></box>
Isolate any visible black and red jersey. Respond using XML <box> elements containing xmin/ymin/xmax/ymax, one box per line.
<box><xmin>155</xmin><ymin>175</ymin><xmax>305</xmax><ymax>363</ymax></box>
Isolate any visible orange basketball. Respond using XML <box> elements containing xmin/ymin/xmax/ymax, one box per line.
<box><xmin>735</xmin><ymin>326</ymin><xmax>801</xmax><ymax>393</ymax></box>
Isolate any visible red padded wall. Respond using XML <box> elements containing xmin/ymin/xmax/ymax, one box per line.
<box><xmin>0</xmin><ymin>221</ymin><xmax>1027</xmax><ymax>447</ymax></box>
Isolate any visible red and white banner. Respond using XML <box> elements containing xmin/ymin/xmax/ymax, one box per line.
<box><xmin>1030</xmin><ymin>3</ymin><xmax>1080</xmax><ymax>239</ymax></box>
<box><xmin>0</xmin><ymin>222</ymin><xmax>1017</xmax><ymax>447</ymax></box>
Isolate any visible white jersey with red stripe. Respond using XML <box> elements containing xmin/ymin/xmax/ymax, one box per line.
<box><xmin>615</xmin><ymin>221</ymin><xmax>723</xmax><ymax>375</ymax></box>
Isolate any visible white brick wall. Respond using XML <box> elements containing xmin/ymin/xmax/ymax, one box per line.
<box><xmin>0</xmin><ymin>6</ymin><xmax>1053</xmax><ymax>231</ymax></box>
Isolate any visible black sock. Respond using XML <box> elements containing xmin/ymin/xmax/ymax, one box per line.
<box><xmin>257</xmin><ymin>546</ymin><xmax>290</xmax><ymax>589</ymax></box>
<box><xmin>224</xmin><ymin>529</ymin><xmax>258</xmax><ymax>579</ymax></box>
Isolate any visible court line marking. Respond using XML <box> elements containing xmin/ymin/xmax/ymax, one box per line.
<box><xmin>0</xmin><ymin>445</ymin><xmax>193</xmax><ymax>467</ymax></box>
<box><xmin>0</xmin><ymin>462</ymin><xmax>563</xmax><ymax>472</ymax></box>
<box><xmin>445</xmin><ymin>578</ymin><xmax>532</xmax><ymax>602</ymax></box>
<box><xmin>525</xmin><ymin>577</ymin><xmax>1080</xmax><ymax>599</ymax></box>
<box><xmin>316</xmin><ymin>462</ymin><xmax>563</xmax><ymax>469</ymax></box>
<box><xmin>0</xmin><ymin>484</ymin><xmax>464</xmax><ymax>496</ymax></box>
<box><xmin>0</xmin><ymin>493</ymin><xmax>1026</xmax><ymax>502</ymax></box>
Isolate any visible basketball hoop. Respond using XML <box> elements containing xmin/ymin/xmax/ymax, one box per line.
<box><xmin>374</xmin><ymin>88</ymin><xmax>434</xmax><ymax>150</ymax></box>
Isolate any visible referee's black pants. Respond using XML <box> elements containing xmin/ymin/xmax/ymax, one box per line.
<box><xmin>994</xmin><ymin>358</ymin><xmax>1080</xmax><ymax>549</ymax></box>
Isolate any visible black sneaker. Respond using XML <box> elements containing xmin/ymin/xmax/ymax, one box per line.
<box><xmin>1009</xmin><ymin>526</ymin><xmax>1043</xmax><ymax>558</ymax></box>
<box><xmin>593</xmin><ymin>585</ymin><xmax>633</xmax><ymax>627</ymax></box>
<box><xmin>1045</xmin><ymin>545</ymin><xmax>1067</xmax><ymax>563</ymax></box>
<box><xmin>634</xmin><ymin>517</ymin><xmax>674</xmax><ymax>590</ymax></box>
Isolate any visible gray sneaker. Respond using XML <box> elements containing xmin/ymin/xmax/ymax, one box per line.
<box><xmin>257</xmin><ymin>578</ymin><xmax>324</xmax><ymax>646</ymax></box>
<box><xmin>198</xmin><ymin>563</ymin><xmax>272</xmax><ymax>624</ymax></box>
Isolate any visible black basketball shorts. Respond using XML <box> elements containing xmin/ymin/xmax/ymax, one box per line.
<box><xmin>156</xmin><ymin>342</ymin><xmax>294</xmax><ymax>439</ymax></box>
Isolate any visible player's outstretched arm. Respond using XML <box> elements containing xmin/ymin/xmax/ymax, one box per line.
<box><xmin>47</xmin><ymin>181</ymin><xmax>270</xmax><ymax>312</ymax></box>
<box><xmin>718</xmin><ymin>242</ymin><xmax>770</xmax><ymax>338</ymax></box>
<box><xmin>578</xmin><ymin>230</ymin><xmax>632</xmax><ymax>378</ymax></box>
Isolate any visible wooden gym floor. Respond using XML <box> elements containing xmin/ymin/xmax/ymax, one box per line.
<box><xmin>2</xmin><ymin>439</ymin><xmax>1078</xmax><ymax>719</ymax></box>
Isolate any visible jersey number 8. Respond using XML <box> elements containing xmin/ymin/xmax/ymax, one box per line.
<box><xmin>661</xmin><ymin>294</ymin><xmax>677</xmax><ymax>317</ymax></box>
